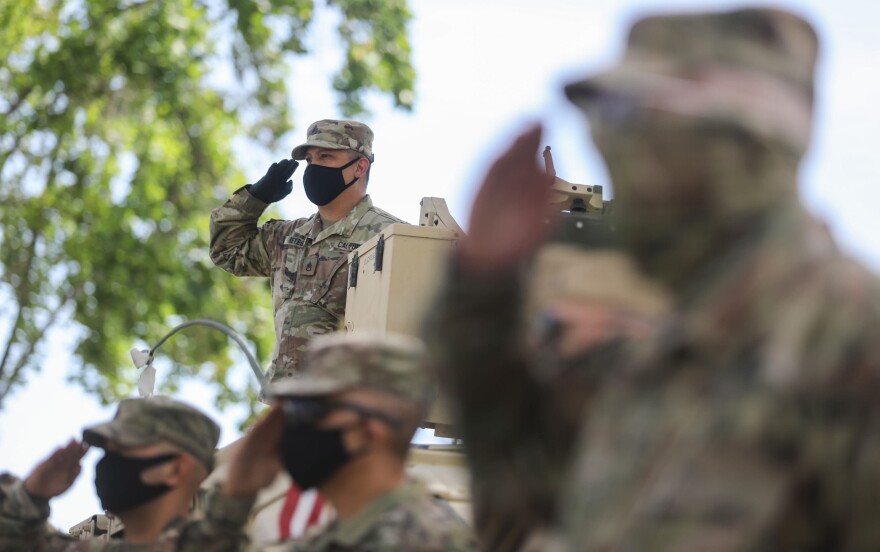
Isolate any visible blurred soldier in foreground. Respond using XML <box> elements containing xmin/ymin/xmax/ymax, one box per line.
<box><xmin>428</xmin><ymin>6</ymin><xmax>880</xmax><ymax>552</ymax></box>
<box><xmin>424</xmin><ymin>141</ymin><xmax>662</xmax><ymax>549</ymax></box>
<box><xmin>220</xmin><ymin>332</ymin><xmax>476</xmax><ymax>551</ymax></box>
<box><xmin>210</xmin><ymin>120</ymin><xmax>403</xmax><ymax>384</ymax></box>
<box><xmin>0</xmin><ymin>396</ymin><xmax>251</xmax><ymax>551</ymax></box>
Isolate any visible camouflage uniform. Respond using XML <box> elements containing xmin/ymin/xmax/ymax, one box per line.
<box><xmin>424</xmin><ymin>261</ymin><xmax>600</xmax><ymax>552</ymax></box>
<box><xmin>265</xmin><ymin>332</ymin><xmax>477</xmax><ymax>552</ymax></box>
<box><xmin>282</xmin><ymin>480</ymin><xmax>474</xmax><ymax>552</ymax></box>
<box><xmin>210</xmin><ymin>121</ymin><xmax>403</xmax><ymax>382</ymax></box>
<box><xmin>431</xmin><ymin>7</ymin><xmax>880</xmax><ymax>552</ymax></box>
<box><xmin>0</xmin><ymin>397</ymin><xmax>254</xmax><ymax>552</ymax></box>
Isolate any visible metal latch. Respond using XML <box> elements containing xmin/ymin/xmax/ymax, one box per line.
<box><xmin>349</xmin><ymin>252</ymin><xmax>359</xmax><ymax>288</ymax></box>
<box><xmin>374</xmin><ymin>234</ymin><xmax>385</xmax><ymax>272</ymax></box>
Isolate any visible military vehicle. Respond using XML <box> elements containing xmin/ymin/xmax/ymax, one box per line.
<box><xmin>68</xmin><ymin>146</ymin><xmax>612</xmax><ymax>544</ymax></box>
<box><xmin>528</xmin><ymin>147</ymin><xmax>670</xmax><ymax>329</ymax></box>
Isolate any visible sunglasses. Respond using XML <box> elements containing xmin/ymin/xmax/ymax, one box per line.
<box><xmin>281</xmin><ymin>397</ymin><xmax>402</xmax><ymax>428</ymax></box>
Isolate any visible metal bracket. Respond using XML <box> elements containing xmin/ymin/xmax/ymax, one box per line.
<box><xmin>374</xmin><ymin>234</ymin><xmax>385</xmax><ymax>272</ymax></box>
<box><xmin>419</xmin><ymin>197</ymin><xmax>464</xmax><ymax>236</ymax></box>
<box><xmin>349</xmin><ymin>252</ymin><xmax>359</xmax><ymax>288</ymax></box>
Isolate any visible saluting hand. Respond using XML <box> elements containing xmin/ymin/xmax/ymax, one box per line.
<box><xmin>459</xmin><ymin>124</ymin><xmax>555</xmax><ymax>274</ymax></box>
<box><xmin>223</xmin><ymin>405</ymin><xmax>284</xmax><ymax>497</ymax></box>
<box><xmin>249</xmin><ymin>159</ymin><xmax>299</xmax><ymax>204</ymax></box>
<box><xmin>24</xmin><ymin>440</ymin><xmax>88</xmax><ymax>500</ymax></box>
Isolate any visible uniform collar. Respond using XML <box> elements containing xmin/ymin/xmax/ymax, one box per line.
<box><xmin>293</xmin><ymin>195</ymin><xmax>374</xmax><ymax>243</ymax></box>
<box><xmin>324</xmin><ymin>480</ymin><xmax>423</xmax><ymax>547</ymax></box>
<box><xmin>156</xmin><ymin>516</ymin><xmax>188</xmax><ymax>540</ymax></box>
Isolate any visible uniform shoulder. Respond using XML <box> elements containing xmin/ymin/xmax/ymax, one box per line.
<box><xmin>364</xmin><ymin>204</ymin><xmax>407</xmax><ymax>225</ymax></box>
<box><xmin>372</xmin><ymin>491</ymin><xmax>475</xmax><ymax>551</ymax></box>
<box><xmin>261</xmin><ymin>214</ymin><xmax>318</xmax><ymax>249</ymax></box>
<box><xmin>263</xmin><ymin>213</ymin><xmax>314</xmax><ymax>230</ymax></box>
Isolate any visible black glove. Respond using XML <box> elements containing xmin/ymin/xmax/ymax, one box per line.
<box><xmin>248</xmin><ymin>159</ymin><xmax>299</xmax><ymax>203</ymax></box>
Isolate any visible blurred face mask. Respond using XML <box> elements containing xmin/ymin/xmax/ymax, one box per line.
<box><xmin>94</xmin><ymin>451</ymin><xmax>178</xmax><ymax>513</ymax></box>
<box><xmin>279</xmin><ymin>424</ymin><xmax>355</xmax><ymax>489</ymax></box>
<box><xmin>277</xmin><ymin>398</ymin><xmax>399</xmax><ymax>489</ymax></box>
<box><xmin>587</xmin><ymin>99</ymin><xmax>795</xmax><ymax>288</ymax></box>
<box><xmin>303</xmin><ymin>157</ymin><xmax>360</xmax><ymax>206</ymax></box>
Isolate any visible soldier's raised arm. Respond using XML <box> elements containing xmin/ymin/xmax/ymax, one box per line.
<box><xmin>0</xmin><ymin>440</ymin><xmax>87</xmax><ymax>552</ymax></box>
<box><xmin>425</xmin><ymin>126</ymin><xmax>587</xmax><ymax>552</ymax></box>
<box><xmin>209</xmin><ymin>160</ymin><xmax>298</xmax><ymax>277</ymax></box>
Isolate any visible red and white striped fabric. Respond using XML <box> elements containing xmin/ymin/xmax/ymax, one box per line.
<box><xmin>277</xmin><ymin>484</ymin><xmax>333</xmax><ymax>540</ymax></box>
<box><xmin>250</xmin><ymin>482</ymin><xmax>334</xmax><ymax>546</ymax></box>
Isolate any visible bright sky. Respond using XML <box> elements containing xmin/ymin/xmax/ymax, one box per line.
<box><xmin>1</xmin><ymin>0</ymin><xmax>878</xmax><ymax>531</ymax></box>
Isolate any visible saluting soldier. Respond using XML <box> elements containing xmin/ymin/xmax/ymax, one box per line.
<box><xmin>210</xmin><ymin>120</ymin><xmax>403</xmax><ymax>383</ymax></box>
<box><xmin>429</xmin><ymin>6</ymin><xmax>880</xmax><ymax>551</ymax></box>
<box><xmin>0</xmin><ymin>396</ymin><xmax>251</xmax><ymax>551</ymax></box>
<box><xmin>219</xmin><ymin>332</ymin><xmax>477</xmax><ymax>552</ymax></box>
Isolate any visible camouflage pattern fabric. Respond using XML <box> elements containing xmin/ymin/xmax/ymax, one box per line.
<box><xmin>429</xmin><ymin>7</ymin><xmax>880</xmax><ymax>552</ymax></box>
<box><xmin>82</xmin><ymin>396</ymin><xmax>221</xmax><ymax>470</ymax></box>
<box><xmin>210</xmin><ymin>192</ymin><xmax>402</xmax><ymax>383</ymax></box>
<box><xmin>555</xmin><ymin>211</ymin><xmax>880</xmax><ymax>550</ymax></box>
<box><xmin>261</xmin><ymin>480</ymin><xmax>476</xmax><ymax>552</ymax></box>
<box><xmin>564</xmin><ymin>9</ymin><xmax>816</xmax><ymax>156</ymax></box>
<box><xmin>424</xmin><ymin>262</ymin><xmax>608</xmax><ymax>552</ymax></box>
<box><xmin>269</xmin><ymin>331</ymin><xmax>431</xmax><ymax>407</ymax></box>
<box><xmin>291</xmin><ymin>120</ymin><xmax>375</xmax><ymax>163</ymax></box>
<box><xmin>0</xmin><ymin>475</ymin><xmax>255</xmax><ymax>551</ymax></box>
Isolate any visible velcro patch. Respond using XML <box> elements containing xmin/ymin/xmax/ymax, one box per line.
<box><xmin>335</xmin><ymin>241</ymin><xmax>362</xmax><ymax>251</ymax></box>
<box><xmin>284</xmin><ymin>236</ymin><xmax>307</xmax><ymax>248</ymax></box>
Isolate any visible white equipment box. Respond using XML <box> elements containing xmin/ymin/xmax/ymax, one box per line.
<box><xmin>344</xmin><ymin>216</ymin><xmax>461</xmax><ymax>435</ymax></box>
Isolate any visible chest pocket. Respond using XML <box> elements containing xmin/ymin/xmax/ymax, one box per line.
<box><xmin>281</xmin><ymin>238</ymin><xmax>350</xmax><ymax>319</ymax></box>
<box><xmin>274</xmin><ymin>236</ymin><xmax>306</xmax><ymax>310</ymax></box>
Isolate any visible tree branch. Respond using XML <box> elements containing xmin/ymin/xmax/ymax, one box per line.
<box><xmin>2</xmin><ymin>84</ymin><xmax>34</xmax><ymax>119</ymax></box>
<box><xmin>0</xmin><ymin>132</ymin><xmax>25</xmax><ymax>184</ymax></box>
<box><xmin>0</xmin><ymin>138</ymin><xmax>62</xmax><ymax>403</ymax></box>
<box><xmin>0</xmin><ymin>297</ymin><xmax>72</xmax><ymax>405</ymax></box>
<box><xmin>0</xmin><ymin>300</ymin><xmax>25</xmax><ymax>388</ymax></box>
<box><xmin>0</xmin><ymin>233</ymin><xmax>37</xmax><ymax>383</ymax></box>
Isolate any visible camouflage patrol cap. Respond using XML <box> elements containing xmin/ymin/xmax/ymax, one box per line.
<box><xmin>82</xmin><ymin>396</ymin><xmax>221</xmax><ymax>470</ymax></box>
<box><xmin>270</xmin><ymin>332</ymin><xmax>430</xmax><ymax>406</ymax></box>
<box><xmin>291</xmin><ymin>119</ymin><xmax>375</xmax><ymax>163</ymax></box>
<box><xmin>565</xmin><ymin>8</ymin><xmax>819</xmax><ymax>154</ymax></box>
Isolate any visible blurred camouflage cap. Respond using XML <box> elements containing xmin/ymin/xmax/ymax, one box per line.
<box><xmin>291</xmin><ymin>119</ymin><xmax>375</xmax><ymax>162</ymax></box>
<box><xmin>565</xmin><ymin>8</ymin><xmax>818</xmax><ymax>153</ymax></box>
<box><xmin>270</xmin><ymin>332</ymin><xmax>430</xmax><ymax>406</ymax></box>
<box><xmin>82</xmin><ymin>396</ymin><xmax>221</xmax><ymax>470</ymax></box>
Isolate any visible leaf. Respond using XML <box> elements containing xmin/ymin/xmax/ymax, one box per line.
<box><xmin>0</xmin><ymin>0</ymin><xmax>415</xmax><ymax>420</ymax></box>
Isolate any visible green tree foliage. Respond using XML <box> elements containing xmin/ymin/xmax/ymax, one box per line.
<box><xmin>0</xmin><ymin>0</ymin><xmax>414</xmax><ymax>412</ymax></box>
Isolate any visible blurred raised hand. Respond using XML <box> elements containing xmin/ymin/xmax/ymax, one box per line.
<box><xmin>223</xmin><ymin>405</ymin><xmax>284</xmax><ymax>497</ymax></box>
<box><xmin>24</xmin><ymin>440</ymin><xmax>88</xmax><ymax>499</ymax></box>
<box><xmin>458</xmin><ymin>124</ymin><xmax>555</xmax><ymax>274</ymax></box>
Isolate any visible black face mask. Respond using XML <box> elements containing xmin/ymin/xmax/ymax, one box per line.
<box><xmin>94</xmin><ymin>451</ymin><xmax>178</xmax><ymax>513</ymax></box>
<box><xmin>302</xmin><ymin>157</ymin><xmax>360</xmax><ymax>206</ymax></box>
<box><xmin>279</xmin><ymin>423</ymin><xmax>359</xmax><ymax>489</ymax></box>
